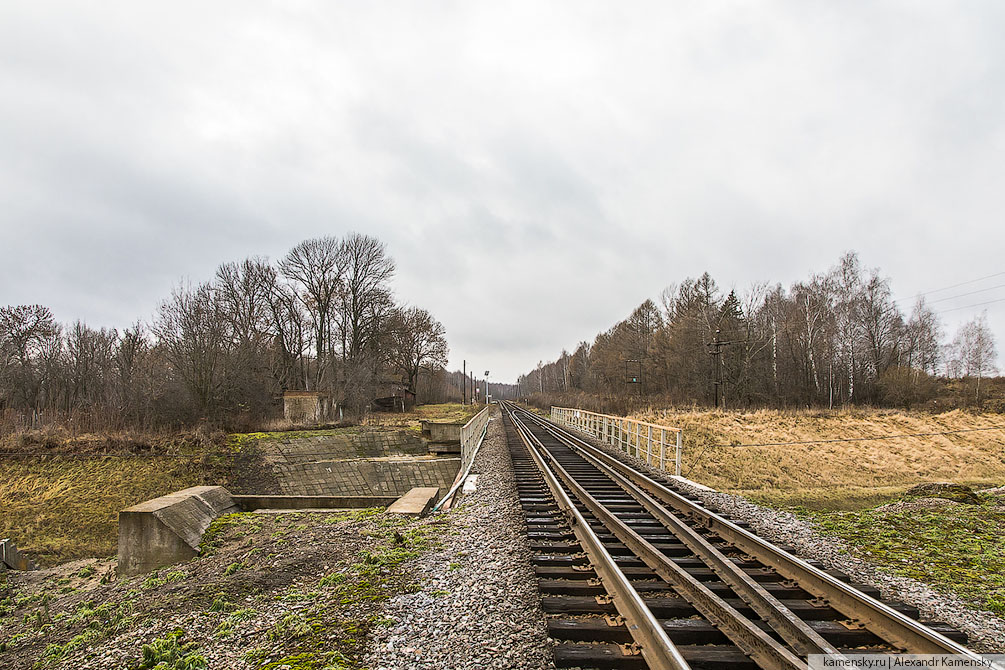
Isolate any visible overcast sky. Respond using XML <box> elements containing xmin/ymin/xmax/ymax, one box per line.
<box><xmin>2</xmin><ymin>2</ymin><xmax>1004</xmax><ymax>383</ymax></box>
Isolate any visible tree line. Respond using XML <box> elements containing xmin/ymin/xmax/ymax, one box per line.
<box><xmin>517</xmin><ymin>252</ymin><xmax>1000</xmax><ymax>410</ymax></box>
<box><xmin>0</xmin><ymin>234</ymin><xmax>452</xmax><ymax>430</ymax></box>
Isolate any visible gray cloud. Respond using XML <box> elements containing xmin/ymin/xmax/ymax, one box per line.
<box><xmin>2</xmin><ymin>1</ymin><xmax>1005</xmax><ymax>382</ymax></box>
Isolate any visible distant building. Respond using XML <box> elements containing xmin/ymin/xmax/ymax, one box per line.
<box><xmin>283</xmin><ymin>391</ymin><xmax>333</xmax><ymax>424</ymax></box>
<box><xmin>372</xmin><ymin>382</ymin><xmax>416</xmax><ymax>412</ymax></box>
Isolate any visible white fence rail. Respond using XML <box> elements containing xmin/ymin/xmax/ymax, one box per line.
<box><xmin>550</xmin><ymin>406</ymin><xmax>684</xmax><ymax>476</ymax></box>
<box><xmin>433</xmin><ymin>404</ymin><xmax>493</xmax><ymax>512</ymax></box>
<box><xmin>460</xmin><ymin>404</ymin><xmax>492</xmax><ymax>470</ymax></box>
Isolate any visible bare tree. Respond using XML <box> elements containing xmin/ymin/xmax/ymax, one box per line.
<box><xmin>0</xmin><ymin>304</ymin><xmax>60</xmax><ymax>412</ymax></box>
<box><xmin>280</xmin><ymin>237</ymin><xmax>343</xmax><ymax>389</ymax></box>
<box><xmin>152</xmin><ymin>282</ymin><xmax>228</xmax><ymax>416</ymax></box>
<box><xmin>337</xmin><ymin>232</ymin><xmax>395</xmax><ymax>362</ymax></box>
<box><xmin>904</xmin><ymin>297</ymin><xmax>942</xmax><ymax>375</ymax></box>
<box><xmin>947</xmin><ymin>313</ymin><xmax>998</xmax><ymax>403</ymax></box>
<box><xmin>388</xmin><ymin>307</ymin><xmax>448</xmax><ymax>398</ymax></box>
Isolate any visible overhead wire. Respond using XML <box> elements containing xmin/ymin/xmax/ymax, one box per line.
<box><xmin>894</xmin><ymin>271</ymin><xmax>1005</xmax><ymax>303</ymax></box>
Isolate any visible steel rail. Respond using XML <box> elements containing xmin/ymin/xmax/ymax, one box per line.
<box><xmin>505</xmin><ymin>405</ymin><xmax>692</xmax><ymax>670</ymax></box>
<box><xmin>515</xmin><ymin>404</ymin><xmax>983</xmax><ymax>660</ymax></box>
<box><xmin>509</xmin><ymin>406</ymin><xmax>808</xmax><ymax>670</ymax></box>
<box><xmin>567</xmin><ymin>435</ymin><xmax>843</xmax><ymax>660</ymax></box>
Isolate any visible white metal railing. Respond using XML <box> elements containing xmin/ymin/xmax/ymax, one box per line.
<box><xmin>459</xmin><ymin>404</ymin><xmax>492</xmax><ymax>470</ymax></box>
<box><xmin>434</xmin><ymin>404</ymin><xmax>493</xmax><ymax>512</ymax></box>
<box><xmin>551</xmin><ymin>406</ymin><xmax>684</xmax><ymax>476</ymax></box>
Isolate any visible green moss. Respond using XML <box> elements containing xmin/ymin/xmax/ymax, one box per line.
<box><xmin>797</xmin><ymin>494</ymin><xmax>1005</xmax><ymax>613</ymax></box>
<box><xmin>199</xmin><ymin>512</ymin><xmax>258</xmax><ymax>556</ymax></box>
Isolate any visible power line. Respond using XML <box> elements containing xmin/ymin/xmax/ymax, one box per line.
<box><xmin>934</xmin><ymin>297</ymin><xmax>1005</xmax><ymax>315</ymax></box>
<box><xmin>927</xmin><ymin>282</ymin><xmax>1005</xmax><ymax>305</ymax></box>
<box><xmin>895</xmin><ymin>271</ymin><xmax>1005</xmax><ymax>303</ymax></box>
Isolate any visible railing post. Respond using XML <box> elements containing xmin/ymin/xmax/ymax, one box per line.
<box><xmin>675</xmin><ymin>430</ymin><xmax>682</xmax><ymax>477</ymax></box>
<box><xmin>659</xmin><ymin>428</ymin><xmax>665</xmax><ymax>471</ymax></box>
<box><xmin>647</xmin><ymin>425</ymin><xmax>652</xmax><ymax>465</ymax></box>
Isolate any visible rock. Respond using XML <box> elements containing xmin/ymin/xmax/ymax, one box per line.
<box><xmin>904</xmin><ymin>482</ymin><xmax>981</xmax><ymax>504</ymax></box>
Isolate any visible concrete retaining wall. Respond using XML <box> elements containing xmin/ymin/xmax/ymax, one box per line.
<box><xmin>117</xmin><ymin>486</ymin><xmax>239</xmax><ymax>576</ymax></box>
<box><xmin>232</xmin><ymin>495</ymin><xmax>397</xmax><ymax>510</ymax></box>
<box><xmin>262</xmin><ymin>428</ymin><xmax>459</xmax><ymax>498</ymax></box>
<box><xmin>1</xmin><ymin>539</ymin><xmax>36</xmax><ymax>571</ymax></box>
<box><xmin>421</xmin><ymin>421</ymin><xmax>462</xmax><ymax>443</ymax></box>
<box><xmin>271</xmin><ymin>457</ymin><xmax>459</xmax><ymax>497</ymax></box>
<box><xmin>269</xmin><ymin>429</ymin><xmax>428</xmax><ymax>463</ymax></box>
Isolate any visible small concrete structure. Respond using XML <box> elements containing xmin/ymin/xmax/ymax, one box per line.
<box><xmin>283</xmin><ymin>390</ymin><xmax>333</xmax><ymax>424</ymax></box>
<box><xmin>1</xmin><ymin>538</ymin><xmax>36</xmax><ymax>571</ymax></box>
<box><xmin>117</xmin><ymin>486</ymin><xmax>240</xmax><ymax>576</ymax></box>
<box><xmin>421</xmin><ymin>421</ymin><xmax>463</xmax><ymax>443</ymax></box>
<box><xmin>386</xmin><ymin>487</ymin><xmax>440</xmax><ymax>516</ymax></box>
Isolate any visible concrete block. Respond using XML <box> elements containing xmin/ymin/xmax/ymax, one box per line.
<box><xmin>424</xmin><ymin>422</ymin><xmax>462</xmax><ymax>443</ymax></box>
<box><xmin>386</xmin><ymin>487</ymin><xmax>440</xmax><ymax>516</ymax></box>
<box><xmin>1</xmin><ymin>538</ymin><xmax>36</xmax><ymax>571</ymax></box>
<box><xmin>117</xmin><ymin>486</ymin><xmax>239</xmax><ymax>577</ymax></box>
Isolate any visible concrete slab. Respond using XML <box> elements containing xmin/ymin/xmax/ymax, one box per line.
<box><xmin>117</xmin><ymin>485</ymin><xmax>240</xmax><ymax>577</ymax></box>
<box><xmin>1</xmin><ymin>538</ymin><xmax>36</xmax><ymax>571</ymax></box>
<box><xmin>232</xmin><ymin>495</ymin><xmax>397</xmax><ymax>510</ymax></box>
<box><xmin>462</xmin><ymin>475</ymin><xmax>478</xmax><ymax>494</ymax></box>
<box><xmin>386</xmin><ymin>487</ymin><xmax>440</xmax><ymax>516</ymax></box>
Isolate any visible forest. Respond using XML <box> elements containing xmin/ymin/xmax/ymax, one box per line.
<box><xmin>517</xmin><ymin>252</ymin><xmax>1000</xmax><ymax>411</ymax></box>
<box><xmin>0</xmin><ymin>234</ymin><xmax>455</xmax><ymax>431</ymax></box>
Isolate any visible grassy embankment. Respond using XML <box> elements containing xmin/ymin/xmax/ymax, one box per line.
<box><xmin>0</xmin><ymin>404</ymin><xmax>477</xmax><ymax>567</ymax></box>
<box><xmin>0</xmin><ymin>431</ymin><xmax>236</xmax><ymax>566</ymax></box>
<box><xmin>626</xmin><ymin>406</ymin><xmax>1005</xmax><ymax>614</ymax></box>
<box><xmin>629</xmin><ymin>407</ymin><xmax>1005</xmax><ymax>509</ymax></box>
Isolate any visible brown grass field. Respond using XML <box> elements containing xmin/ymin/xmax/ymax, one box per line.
<box><xmin>627</xmin><ymin>407</ymin><xmax>1005</xmax><ymax>509</ymax></box>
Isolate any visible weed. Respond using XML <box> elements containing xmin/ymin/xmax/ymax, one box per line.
<box><xmin>208</xmin><ymin>593</ymin><xmax>233</xmax><ymax>613</ymax></box>
<box><xmin>137</xmin><ymin>629</ymin><xmax>207</xmax><ymax>670</ymax></box>
<box><xmin>319</xmin><ymin>572</ymin><xmax>346</xmax><ymax>587</ymax></box>
<box><xmin>267</xmin><ymin>612</ymin><xmax>312</xmax><ymax>642</ymax></box>
<box><xmin>142</xmin><ymin>571</ymin><xmax>166</xmax><ymax>589</ymax></box>
<box><xmin>223</xmin><ymin>561</ymin><xmax>244</xmax><ymax>576</ymax></box>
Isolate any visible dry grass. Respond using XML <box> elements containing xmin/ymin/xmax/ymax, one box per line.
<box><xmin>626</xmin><ymin>407</ymin><xmax>1005</xmax><ymax>509</ymax></box>
<box><xmin>0</xmin><ymin>456</ymin><xmax>208</xmax><ymax>565</ymax></box>
<box><xmin>362</xmin><ymin>403</ymin><xmax>484</xmax><ymax>431</ymax></box>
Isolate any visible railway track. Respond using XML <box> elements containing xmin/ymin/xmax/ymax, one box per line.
<box><xmin>501</xmin><ymin>401</ymin><xmax>981</xmax><ymax>670</ymax></box>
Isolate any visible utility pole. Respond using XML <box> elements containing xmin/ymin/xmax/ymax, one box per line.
<box><xmin>462</xmin><ymin>360</ymin><xmax>466</xmax><ymax>405</ymax></box>
<box><xmin>706</xmin><ymin>329</ymin><xmax>740</xmax><ymax>409</ymax></box>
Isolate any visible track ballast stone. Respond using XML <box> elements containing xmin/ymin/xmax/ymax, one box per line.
<box><xmin>553</xmin><ymin>416</ymin><xmax>1005</xmax><ymax>654</ymax></box>
<box><xmin>366</xmin><ymin>406</ymin><xmax>554</xmax><ymax>670</ymax></box>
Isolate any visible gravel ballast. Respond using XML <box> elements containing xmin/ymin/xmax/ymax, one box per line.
<box><xmin>366</xmin><ymin>406</ymin><xmax>554</xmax><ymax>670</ymax></box>
<box><xmin>557</xmin><ymin>417</ymin><xmax>1005</xmax><ymax>653</ymax></box>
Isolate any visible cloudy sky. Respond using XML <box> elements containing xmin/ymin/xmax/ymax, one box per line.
<box><xmin>2</xmin><ymin>2</ymin><xmax>1003</xmax><ymax>383</ymax></box>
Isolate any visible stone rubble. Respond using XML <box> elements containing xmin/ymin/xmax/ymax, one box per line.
<box><xmin>366</xmin><ymin>406</ymin><xmax>554</xmax><ymax>670</ymax></box>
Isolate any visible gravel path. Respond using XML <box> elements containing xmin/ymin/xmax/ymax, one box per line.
<box><xmin>366</xmin><ymin>406</ymin><xmax>554</xmax><ymax>670</ymax></box>
<box><xmin>565</xmin><ymin>421</ymin><xmax>1005</xmax><ymax>654</ymax></box>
